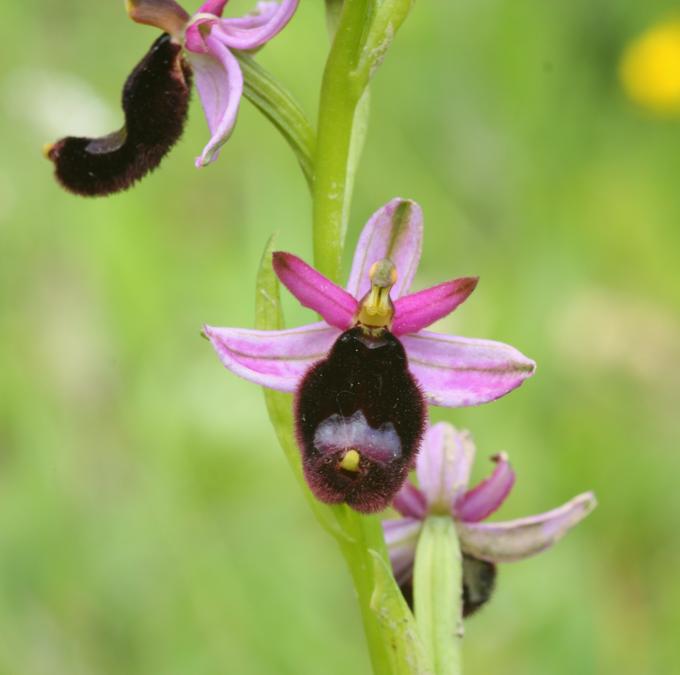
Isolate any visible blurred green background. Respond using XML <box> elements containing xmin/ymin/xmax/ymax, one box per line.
<box><xmin>1</xmin><ymin>1</ymin><xmax>680</xmax><ymax>673</ymax></box>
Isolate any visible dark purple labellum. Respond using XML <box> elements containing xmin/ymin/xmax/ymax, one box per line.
<box><xmin>399</xmin><ymin>555</ymin><xmax>497</xmax><ymax>618</ymax></box>
<box><xmin>295</xmin><ymin>327</ymin><xmax>426</xmax><ymax>513</ymax></box>
<box><xmin>461</xmin><ymin>555</ymin><xmax>496</xmax><ymax>617</ymax></box>
<box><xmin>46</xmin><ymin>33</ymin><xmax>192</xmax><ymax>197</ymax></box>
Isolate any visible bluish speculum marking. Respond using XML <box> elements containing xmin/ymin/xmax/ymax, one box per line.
<box><xmin>313</xmin><ymin>410</ymin><xmax>403</xmax><ymax>464</ymax></box>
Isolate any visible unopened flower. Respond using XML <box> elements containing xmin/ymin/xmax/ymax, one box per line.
<box><xmin>205</xmin><ymin>199</ymin><xmax>536</xmax><ymax>512</ymax></box>
<box><xmin>45</xmin><ymin>0</ymin><xmax>298</xmax><ymax>196</ymax></box>
<box><xmin>620</xmin><ymin>19</ymin><xmax>680</xmax><ymax>115</ymax></box>
<box><xmin>383</xmin><ymin>422</ymin><xmax>597</xmax><ymax>615</ymax></box>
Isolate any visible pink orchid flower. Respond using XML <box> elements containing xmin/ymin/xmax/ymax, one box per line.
<box><xmin>384</xmin><ymin>422</ymin><xmax>596</xmax><ymax>615</ymax></box>
<box><xmin>205</xmin><ymin>198</ymin><xmax>537</xmax><ymax>512</ymax></box>
<box><xmin>206</xmin><ymin>198</ymin><xmax>535</xmax><ymax>406</ymax></box>
<box><xmin>131</xmin><ymin>0</ymin><xmax>299</xmax><ymax>167</ymax></box>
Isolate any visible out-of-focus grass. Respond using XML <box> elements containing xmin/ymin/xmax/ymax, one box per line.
<box><xmin>1</xmin><ymin>1</ymin><xmax>679</xmax><ymax>673</ymax></box>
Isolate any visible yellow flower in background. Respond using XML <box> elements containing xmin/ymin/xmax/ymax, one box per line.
<box><xmin>620</xmin><ymin>19</ymin><xmax>680</xmax><ymax>115</ymax></box>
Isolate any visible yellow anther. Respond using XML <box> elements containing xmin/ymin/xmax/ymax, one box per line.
<box><xmin>356</xmin><ymin>259</ymin><xmax>397</xmax><ymax>331</ymax></box>
<box><xmin>339</xmin><ymin>449</ymin><xmax>361</xmax><ymax>472</ymax></box>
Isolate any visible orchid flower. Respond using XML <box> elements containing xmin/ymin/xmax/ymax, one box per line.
<box><xmin>383</xmin><ymin>422</ymin><xmax>597</xmax><ymax>614</ymax></box>
<box><xmin>46</xmin><ymin>0</ymin><xmax>298</xmax><ymax>195</ymax></box>
<box><xmin>205</xmin><ymin>198</ymin><xmax>537</xmax><ymax>512</ymax></box>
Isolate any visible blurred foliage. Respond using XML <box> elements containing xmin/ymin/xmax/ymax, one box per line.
<box><xmin>1</xmin><ymin>1</ymin><xmax>679</xmax><ymax>673</ymax></box>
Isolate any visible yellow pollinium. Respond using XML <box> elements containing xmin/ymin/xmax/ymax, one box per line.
<box><xmin>339</xmin><ymin>448</ymin><xmax>361</xmax><ymax>472</ymax></box>
<box><xmin>620</xmin><ymin>19</ymin><xmax>680</xmax><ymax>115</ymax></box>
<box><xmin>356</xmin><ymin>259</ymin><xmax>397</xmax><ymax>330</ymax></box>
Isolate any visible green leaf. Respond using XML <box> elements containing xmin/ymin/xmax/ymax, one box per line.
<box><xmin>236</xmin><ymin>54</ymin><xmax>316</xmax><ymax>190</ymax></box>
<box><xmin>370</xmin><ymin>551</ymin><xmax>434</xmax><ymax>675</ymax></box>
<box><xmin>354</xmin><ymin>0</ymin><xmax>415</xmax><ymax>83</ymax></box>
<box><xmin>255</xmin><ymin>235</ymin><xmax>344</xmax><ymax>538</ymax></box>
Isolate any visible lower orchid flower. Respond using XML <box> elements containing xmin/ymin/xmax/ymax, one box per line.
<box><xmin>45</xmin><ymin>0</ymin><xmax>298</xmax><ymax>196</ymax></box>
<box><xmin>383</xmin><ymin>422</ymin><xmax>597</xmax><ymax>615</ymax></box>
<box><xmin>205</xmin><ymin>198</ymin><xmax>536</xmax><ymax>512</ymax></box>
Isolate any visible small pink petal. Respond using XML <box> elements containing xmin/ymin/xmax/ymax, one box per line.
<box><xmin>346</xmin><ymin>199</ymin><xmax>423</xmax><ymax>301</ymax></box>
<box><xmin>273</xmin><ymin>252</ymin><xmax>358</xmax><ymax>330</ymax></box>
<box><xmin>392</xmin><ymin>277</ymin><xmax>479</xmax><ymax>336</ymax></box>
<box><xmin>197</xmin><ymin>0</ymin><xmax>229</xmax><ymax>15</ymax></box>
<box><xmin>382</xmin><ymin>518</ymin><xmax>423</xmax><ymax>585</ymax></box>
<box><xmin>204</xmin><ymin>322</ymin><xmax>340</xmax><ymax>391</ymax></box>
<box><xmin>457</xmin><ymin>492</ymin><xmax>597</xmax><ymax>563</ymax></box>
<box><xmin>402</xmin><ymin>331</ymin><xmax>536</xmax><ymax>407</ymax></box>
<box><xmin>187</xmin><ymin>34</ymin><xmax>244</xmax><ymax>167</ymax></box>
<box><xmin>211</xmin><ymin>0</ymin><xmax>299</xmax><ymax>51</ymax></box>
<box><xmin>416</xmin><ymin>423</ymin><xmax>476</xmax><ymax>512</ymax></box>
<box><xmin>454</xmin><ymin>452</ymin><xmax>515</xmax><ymax>522</ymax></box>
<box><xmin>392</xmin><ymin>482</ymin><xmax>427</xmax><ymax>519</ymax></box>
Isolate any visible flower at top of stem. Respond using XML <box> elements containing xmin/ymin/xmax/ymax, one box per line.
<box><xmin>205</xmin><ymin>198</ymin><xmax>537</xmax><ymax>512</ymax></box>
<box><xmin>44</xmin><ymin>0</ymin><xmax>298</xmax><ymax>196</ymax></box>
<box><xmin>383</xmin><ymin>422</ymin><xmax>597</xmax><ymax>615</ymax></box>
<box><xmin>620</xmin><ymin>18</ymin><xmax>680</xmax><ymax>116</ymax></box>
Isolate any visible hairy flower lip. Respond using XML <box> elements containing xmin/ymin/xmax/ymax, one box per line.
<box><xmin>206</xmin><ymin>197</ymin><xmax>536</xmax><ymax>408</ymax></box>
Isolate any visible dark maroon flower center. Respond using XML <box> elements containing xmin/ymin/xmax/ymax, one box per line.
<box><xmin>295</xmin><ymin>326</ymin><xmax>426</xmax><ymax>513</ymax></box>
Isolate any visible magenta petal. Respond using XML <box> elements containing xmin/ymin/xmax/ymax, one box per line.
<box><xmin>392</xmin><ymin>482</ymin><xmax>427</xmax><ymax>519</ymax></box>
<box><xmin>392</xmin><ymin>277</ymin><xmax>479</xmax><ymax>336</ymax></box>
<box><xmin>273</xmin><ymin>252</ymin><xmax>358</xmax><ymax>330</ymax></box>
<box><xmin>197</xmin><ymin>0</ymin><xmax>229</xmax><ymax>15</ymax></box>
<box><xmin>346</xmin><ymin>199</ymin><xmax>423</xmax><ymax>301</ymax></box>
<box><xmin>204</xmin><ymin>322</ymin><xmax>340</xmax><ymax>391</ymax></box>
<box><xmin>402</xmin><ymin>331</ymin><xmax>536</xmax><ymax>407</ymax></box>
<box><xmin>187</xmin><ymin>34</ymin><xmax>243</xmax><ymax>167</ymax></box>
<box><xmin>454</xmin><ymin>452</ymin><xmax>515</xmax><ymax>522</ymax></box>
<box><xmin>457</xmin><ymin>492</ymin><xmax>597</xmax><ymax>563</ymax></box>
<box><xmin>211</xmin><ymin>0</ymin><xmax>299</xmax><ymax>51</ymax></box>
<box><xmin>382</xmin><ymin>518</ymin><xmax>423</xmax><ymax>585</ymax></box>
<box><xmin>416</xmin><ymin>423</ymin><xmax>476</xmax><ymax>511</ymax></box>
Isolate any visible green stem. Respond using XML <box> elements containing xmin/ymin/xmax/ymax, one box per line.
<box><xmin>236</xmin><ymin>53</ymin><xmax>316</xmax><ymax>191</ymax></box>
<box><xmin>336</xmin><ymin>511</ymin><xmax>394</xmax><ymax>675</ymax></box>
<box><xmin>413</xmin><ymin>517</ymin><xmax>463</xmax><ymax>675</ymax></box>
<box><xmin>312</xmin><ymin>0</ymin><xmax>371</xmax><ymax>279</ymax></box>
<box><xmin>313</xmin><ymin>4</ymin><xmax>397</xmax><ymax>673</ymax></box>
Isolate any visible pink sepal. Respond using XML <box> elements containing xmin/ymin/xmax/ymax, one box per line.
<box><xmin>204</xmin><ymin>322</ymin><xmax>340</xmax><ymax>391</ymax></box>
<box><xmin>402</xmin><ymin>331</ymin><xmax>536</xmax><ymax>407</ymax></box>
<box><xmin>346</xmin><ymin>198</ymin><xmax>423</xmax><ymax>301</ymax></box>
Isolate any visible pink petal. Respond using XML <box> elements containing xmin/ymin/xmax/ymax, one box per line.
<box><xmin>127</xmin><ymin>0</ymin><xmax>189</xmax><ymax>35</ymax></box>
<box><xmin>402</xmin><ymin>331</ymin><xmax>536</xmax><ymax>407</ymax></box>
<box><xmin>204</xmin><ymin>322</ymin><xmax>340</xmax><ymax>391</ymax></box>
<box><xmin>211</xmin><ymin>0</ymin><xmax>299</xmax><ymax>51</ymax></box>
<box><xmin>392</xmin><ymin>482</ymin><xmax>427</xmax><ymax>519</ymax></box>
<box><xmin>415</xmin><ymin>422</ymin><xmax>476</xmax><ymax>512</ymax></box>
<box><xmin>197</xmin><ymin>0</ymin><xmax>229</xmax><ymax>15</ymax></box>
<box><xmin>186</xmin><ymin>33</ymin><xmax>244</xmax><ymax>167</ymax></box>
<box><xmin>392</xmin><ymin>277</ymin><xmax>478</xmax><ymax>336</ymax></box>
<box><xmin>382</xmin><ymin>518</ymin><xmax>423</xmax><ymax>585</ymax></box>
<box><xmin>346</xmin><ymin>199</ymin><xmax>423</xmax><ymax>301</ymax></box>
<box><xmin>456</xmin><ymin>492</ymin><xmax>597</xmax><ymax>563</ymax></box>
<box><xmin>454</xmin><ymin>452</ymin><xmax>515</xmax><ymax>522</ymax></box>
<box><xmin>273</xmin><ymin>252</ymin><xmax>358</xmax><ymax>330</ymax></box>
